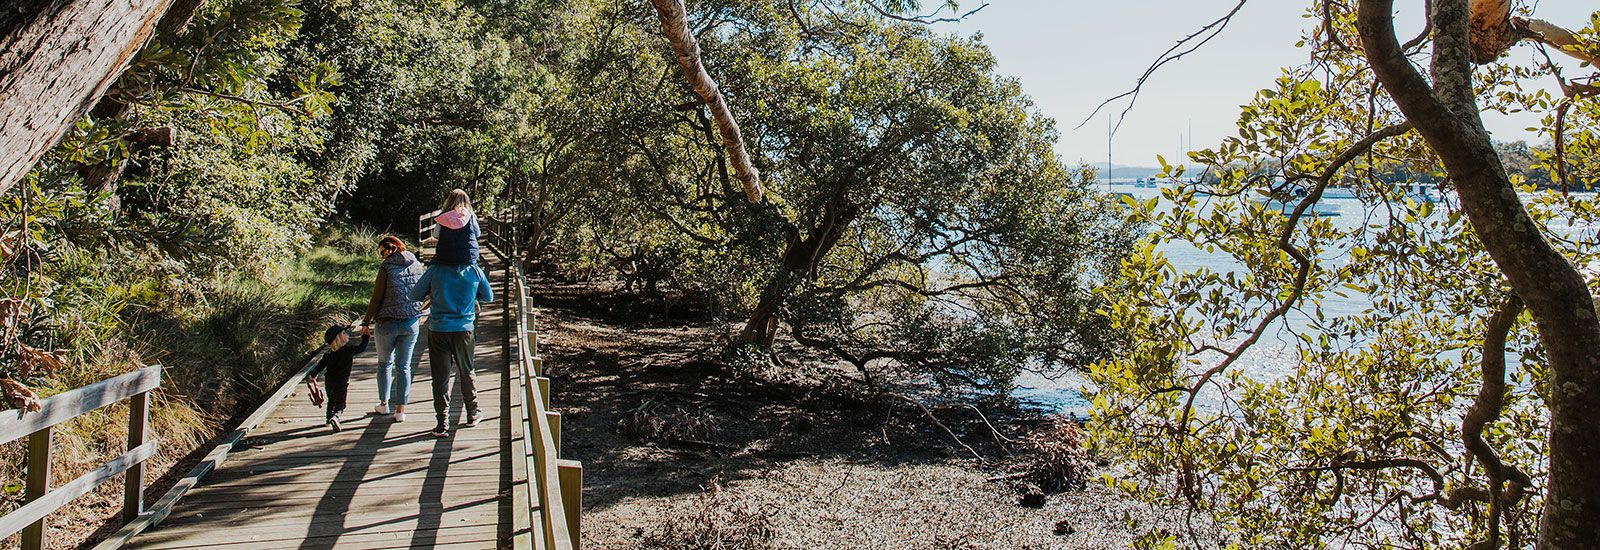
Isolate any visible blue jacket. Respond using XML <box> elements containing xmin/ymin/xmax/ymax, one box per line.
<box><xmin>410</xmin><ymin>264</ymin><xmax>494</xmax><ymax>332</ymax></box>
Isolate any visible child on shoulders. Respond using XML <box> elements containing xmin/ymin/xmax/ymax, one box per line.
<box><xmin>432</xmin><ymin>189</ymin><xmax>479</xmax><ymax>266</ymax></box>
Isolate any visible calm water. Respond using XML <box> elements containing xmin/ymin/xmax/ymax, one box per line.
<box><xmin>1014</xmin><ymin>181</ymin><xmax>1432</xmax><ymax>413</ymax></box>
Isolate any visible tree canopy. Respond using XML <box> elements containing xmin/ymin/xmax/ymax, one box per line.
<box><xmin>1092</xmin><ymin>1</ymin><xmax>1600</xmax><ymax>547</ymax></box>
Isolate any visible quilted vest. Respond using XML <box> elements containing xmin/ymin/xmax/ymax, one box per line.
<box><xmin>379</xmin><ymin>251</ymin><xmax>426</xmax><ymax>320</ymax></box>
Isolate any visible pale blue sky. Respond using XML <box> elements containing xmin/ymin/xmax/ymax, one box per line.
<box><xmin>947</xmin><ymin>1</ymin><xmax>1596</xmax><ymax>168</ymax></box>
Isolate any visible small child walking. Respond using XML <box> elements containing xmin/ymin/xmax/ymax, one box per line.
<box><xmin>308</xmin><ymin>324</ymin><xmax>369</xmax><ymax>432</ymax></box>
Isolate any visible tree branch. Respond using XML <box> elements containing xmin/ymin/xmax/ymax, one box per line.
<box><xmin>1462</xmin><ymin>292</ymin><xmax>1532</xmax><ymax>548</ymax></box>
<box><xmin>649</xmin><ymin>0</ymin><xmax>763</xmax><ymax>203</ymax></box>
<box><xmin>1078</xmin><ymin>0</ymin><xmax>1247</xmax><ymax>132</ymax></box>
<box><xmin>864</xmin><ymin>1</ymin><xmax>989</xmax><ymax>24</ymax></box>
<box><xmin>1172</xmin><ymin>121</ymin><xmax>1414</xmax><ymax>500</ymax></box>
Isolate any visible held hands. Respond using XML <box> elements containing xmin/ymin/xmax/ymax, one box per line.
<box><xmin>359</xmin><ymin>325</ymin><xmax>373</xmax><ymax>336</ymax></box>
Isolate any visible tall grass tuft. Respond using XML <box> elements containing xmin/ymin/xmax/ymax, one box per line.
<box><xmin>0</xmin><ymin>226</ymin><xmax>378</xmax><ymax>547</ymax></box>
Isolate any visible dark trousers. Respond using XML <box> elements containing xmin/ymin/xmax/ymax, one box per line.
<box><xmin>428</xmin><ymin>330</ymin><xmax>479</xmax><ymax>424</ymax></box>
<box><xmin>324</xmin><ymin>363</ymin><xmax>351</xmax><ymax>420</ymax></box>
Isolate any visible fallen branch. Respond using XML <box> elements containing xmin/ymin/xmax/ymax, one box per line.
<box><xmin>887</xmin><ymin>393</ymin><xmax>985</xmax><ymax>463</ymax></box>
<box><xmin>985</xmin><ymin>471</ymin><xmax>1030</xmax><ymax>482</ymax></box>
<box><xmin>964</xmin><ymin>403</ymin><xmax>1013</xmax><ymax>446</ymax></box>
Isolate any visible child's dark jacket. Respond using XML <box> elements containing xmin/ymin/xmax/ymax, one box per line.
<box><xmin>312</xmin><ymin>335</ymin><xmax>370</xmax><ymax>379</ymax></box>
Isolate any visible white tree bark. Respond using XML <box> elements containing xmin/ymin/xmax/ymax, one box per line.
<box><xmin>648</xmin><ymin>0</ymin><xmax>764</xmax><ymax>203</ymax></box>
<box><xmin>0</xmin><ymin>0</ymin><xmax>175</xmax><ymax>194</ymax></box>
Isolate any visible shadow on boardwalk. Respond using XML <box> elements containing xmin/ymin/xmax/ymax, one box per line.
<box><xmin>120</xmin><ymin>258</ymin><xmax>515</xmax><ymax>550</ymax></box>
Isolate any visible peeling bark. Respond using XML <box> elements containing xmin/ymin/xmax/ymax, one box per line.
<box><xmin>648</xmin><ymin>0</ymin><xmax>763</xmax><ymax>204</ymax></box>
<box><xmin>0</xmin><ymin>0</ymin><xmax>177</xmax><ymax>195</ymax></box>
<box><xmin>1464</xmin><ymin>0</ymin><xmax>1600</xmax><ymax>66</ymax></box>
<box><xmin>1357</xmin><ymin>0</ymin><xmax>1600</xmax><ymax>547</ymax></box>
<box><xmin>1468</xmin><ymin>0</ymin><xmax>1515</xmax><ymax>63</ymax></box>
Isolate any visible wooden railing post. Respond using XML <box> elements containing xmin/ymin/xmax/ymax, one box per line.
<box><xmin>558</xmin><ymin>460</ymin><xmax>583</xmax><ymax>549</ymax></box>
<box><xmin>546</xmin><ymin>411</ymin><xmax>562</xmax><ymax>457</ymax></box>
<box><xmin>123</xmin><ymin>391</ymin><xmax>148</xmax><ymax>521</ymax></box>
<box><xmin>22</xmin><ymin>427</ymin><xmax>51</xmax><ymax>550</ymax></box>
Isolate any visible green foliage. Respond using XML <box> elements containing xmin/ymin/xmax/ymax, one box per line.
<box><xmin>1090</xmin><ymin>4</ymin><xmax>1600</xmax><ymax>547</ymax></box>
<box><xmin>6</xmin><ymin>0</ymin><xmax>1118</xmax><ymax>536</ymax></box>
<box><xmin>490</xmin><ymin>1</ymin><xmax>1133</xmax><ymax>395</ymax></box>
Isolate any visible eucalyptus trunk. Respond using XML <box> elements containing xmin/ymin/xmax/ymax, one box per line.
<box><xmin>0</xmin><ymin>0</ymin><xmax>201</xmax><ymax>194</ymax></box>
<box><xmin>648</xmin><ymin>0</ymin><xmax>763</xmax><ymax>204</ymax></box>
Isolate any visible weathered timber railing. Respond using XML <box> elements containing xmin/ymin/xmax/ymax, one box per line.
<box><xmin>0</xmin><ymin>366</ymin><xmax>161</xmax><ymax>550</ymax></box>
<box><xmin>477</xmin><ymin>212</ymin><xmax>583</xmax><ymax>550</ymax></box>
<box><xmin>419</xmin><ymin>209</ymin><xmax>444</xmax><ymax>260</ymax></box>
<box><xmin>95</xmin><ymin>349</ymin><xmax>326</xmax><ymax>549</ymax></box>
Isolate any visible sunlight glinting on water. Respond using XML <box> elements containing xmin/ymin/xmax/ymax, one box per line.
<box><xmin>1017</xmin><ymin>181</ymin><xmax>1598</xmax><ymax>414</ymax></box>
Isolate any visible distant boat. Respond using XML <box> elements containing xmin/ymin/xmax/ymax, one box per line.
<box><xmin>1253</xmin><ymin>197</ymin><xmax>1341</xmax><ymax>217</ymax></box>
<box><xmin>1322</xmin><ymin>187</ymin><xmax>1358</xmax><ymax>199</ymax></box>
<box><xmin>1396</xmin><ymin>182</ymin><xmax>1457</xmax><ymax>206</ymax></box>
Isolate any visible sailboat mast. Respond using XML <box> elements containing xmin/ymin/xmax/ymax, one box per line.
<box><xmin>1107</xmin><ymin>115</ymin><xmax>1112</xmax><ymax>191</ymax></box>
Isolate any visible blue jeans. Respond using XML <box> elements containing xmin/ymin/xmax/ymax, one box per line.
<box><xmin>375</xmin><ymin>318</ymin><xmax>420</xmax><ymax>407</ymax></box>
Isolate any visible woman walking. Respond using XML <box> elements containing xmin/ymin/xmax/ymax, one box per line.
<box><xmin>361</xmin><ymin>235</ymin><xmax>426</xmax><ymax>422</ymax></box>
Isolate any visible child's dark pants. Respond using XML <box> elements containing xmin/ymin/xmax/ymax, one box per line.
<box><xmin>324</xmin><ymin>362</ymin><xmax>351</xmax><ymax>420</ymax></box>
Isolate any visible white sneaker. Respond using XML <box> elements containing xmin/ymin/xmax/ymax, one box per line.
<box><xmin>375</xmin><ymin>403</ymin><xmax>389</xmax><ymax>415</ymax></box>
<box><xmin>393</xmin><ymin>411</ymin><xmax>406</xmax><ymax>422</ymax></box>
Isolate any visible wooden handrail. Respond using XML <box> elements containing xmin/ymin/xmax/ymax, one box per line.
<box><xmin>0</xmin><ymin>366</ymin><xmax>159</xmax><ymax>443</ymax></box>
<box><xmin>483</xmin><ymin>213</ymin><xmax>582</xmax><ymax>550</ymax></box>
<box><xmin>96</xmin><ymin>350</ymin><xmax>326</xmax><ymax>550</ymax></box>
<box><xmin>0</xmin><ymin>366</ymin><xmax>161</xmax><ymax>550</ymax></box>
<box><xmin>418</xmin><ymin>209</ymin><xmax>442</xmax><ymax>241</ymax></box>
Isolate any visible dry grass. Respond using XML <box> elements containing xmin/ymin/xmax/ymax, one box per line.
<box><xmin>638</xmin><ymin>478</ymin><xmax>776</xmax><ymax>550</ymax></box>
<box><xmin>614</xmin><ymin>398</ymin><xmax>722</xmax><ymax>443</ymax></box>
<box><xmin>588</xmin><ymin>459</ymin><xmax>1186</xmax><ymax>549</ymax></box>
<box><xmin>1013</xmin><ymin>415</ymin><xmax>1095</xmax><ymax>493</ymax></box>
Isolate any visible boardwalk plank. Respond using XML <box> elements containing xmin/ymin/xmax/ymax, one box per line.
<box><xmin>131</xmin><ymin>523</ymin><xmax>497</xmax><ymax>550</ymax></box>
<box><xmin>125</xmin><ymin>253</ymin><xmax>513</xmax><ymax>549</ymax></box>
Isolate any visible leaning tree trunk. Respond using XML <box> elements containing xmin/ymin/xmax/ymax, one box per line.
<box><xmin>738</xmin><ymin>202</ymin><xmax>858</xmax><ymax>347</ymax></box>
<box><xmin>1358</xmin><ymin>1</ymin><xmax>1600</xmax><ymax>547</ymax></box>
<box><xmin>648</xmin><ymin>0</ymin><xmax>763</xmax><ymax>203</ymax></box>
<box><xmin>0</xmin><ymin>0</ymin><xmax>200</xmax><ymax>195</ymax></box>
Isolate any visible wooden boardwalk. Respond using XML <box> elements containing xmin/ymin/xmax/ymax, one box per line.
<box><xmin>124</xmin><ymin>257</ymin><xmax>516</xmax><ymax>550</ymax></box>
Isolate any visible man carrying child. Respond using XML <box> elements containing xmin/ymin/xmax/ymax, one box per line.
<box><xmin>411</xmin><ymin>189</ymin><xmax>492</xmax><ymax>438</ymax></box>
